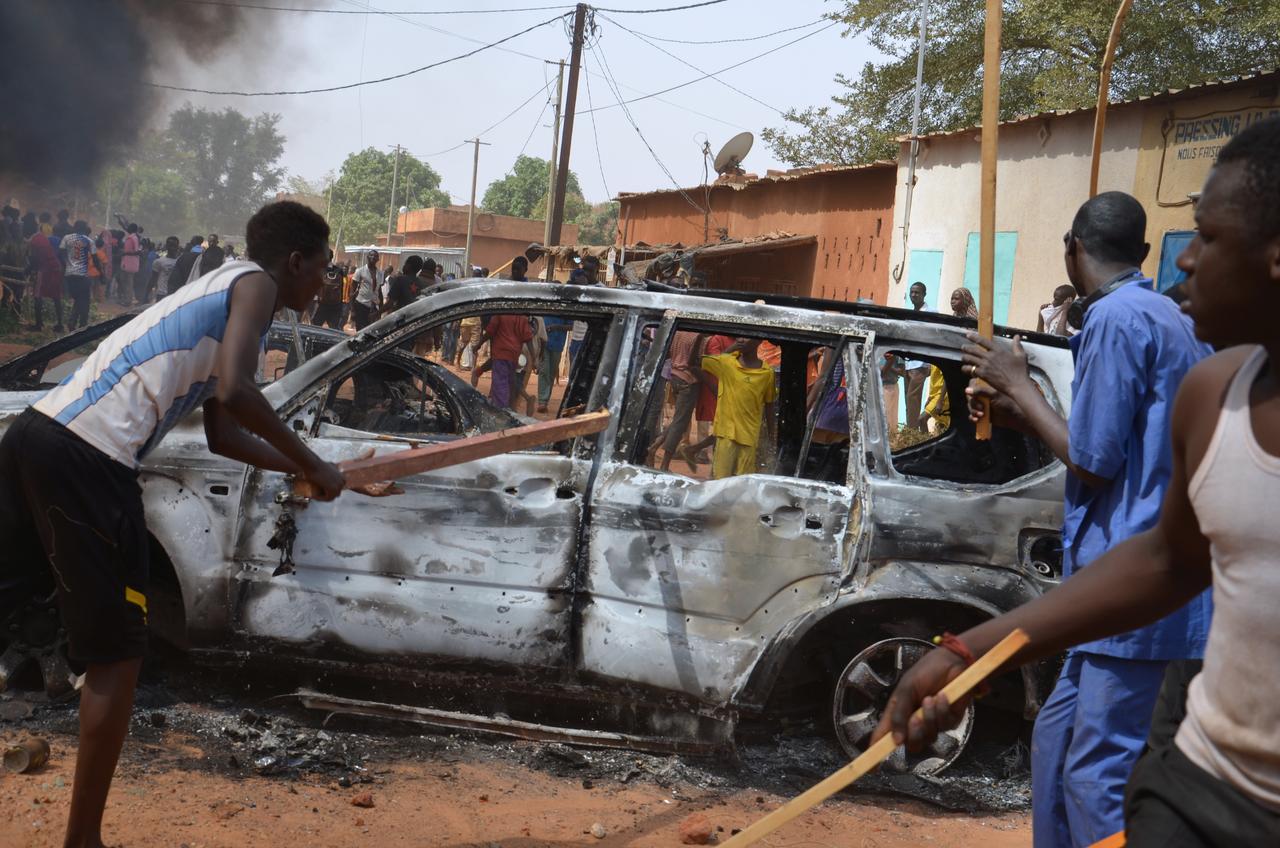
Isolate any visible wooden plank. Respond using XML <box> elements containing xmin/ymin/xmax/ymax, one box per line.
<box><xmin>1089</xmin><ymin>0</ymin><xmax>1135</xmax><ymax>197</ymax></box>
<box><xmin>293</xmin><ymin>410</ymin><xmax>610</xmax><ymax>498</ymax></box>
<box><xmin>721</xmin><ymin>629</ymin><xmax>1030</xmax><ymax>848</ymax></box>
<box><xmin>975</xmin><ymin>0</ymin><xmax>1002</xmax><ymax>441</ymax></box>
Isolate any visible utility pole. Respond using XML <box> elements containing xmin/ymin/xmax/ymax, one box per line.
<box><xmin>386</xmin><ymin>144</ymin><xmax>402</xmax><ymax>247</ymax></box>
<box><xmin>548</xmin><ymin>3</ymin><xmax>587</xmax><ymax>247</ymax></box>
<box><xmin>463</xmin><ymin>138</ymin><xmax>491</xmax><ymax>277</ymax></box>
<box><xmin>543</xmin><ymin>59</ymin><xmax>565</xmax><ymax>280</ymax></box>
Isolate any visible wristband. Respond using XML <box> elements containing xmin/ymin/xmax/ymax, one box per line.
<box><xmin>932</xmin><ymin>632</ymin><xmax>990</xmax><ymax>697</ymax></box>
<box><xmin>932</xmin><ymin>632</ymin><xmax>976</xmax><ymax>666</ymax></box>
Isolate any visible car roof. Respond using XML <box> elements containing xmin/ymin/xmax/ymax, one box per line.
<box><xmin>409</xmin><ymin>279</ymin><xmax>1071</xmax><ymax>350</ymax></box>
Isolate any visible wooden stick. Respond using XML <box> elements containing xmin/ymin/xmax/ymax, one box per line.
<box><xmin>721</xmin><ymin>628</ymin><xmax>1030</xmax><ymax>848</ymax></box>
<box><xmin>1088</xmin><ymin>0</ymin><xmax>1134</xmax><ymax>198</ymax></box>
<box><xmin>293</xmin><ymin>410</ymin><xmax>610</xmax><ymax>497</ymax></box>
<box><xmin>974</xmin><ymin>0</ymin><xmax>1002</xmax><ymax>441</ymax></box>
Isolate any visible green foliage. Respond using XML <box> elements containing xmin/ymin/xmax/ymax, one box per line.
<box><xmin>167</xmin><ymin>105</ymin><xmax>286</xmax><ymax>234</ymax></box>
<box><xmin>576</xmin><ymin>201</ymin><xmax>620</xmax><ymax>245</ymax></box>
<box><xmin>764</xmin><ymin>0</ymin><xmax>1280</xmax><ymax>166</ymax></box>
<box><xmin>481</xmin><ymin>155</ymin><xmax>586</xmax><ymax>220</ymax></box>
<box><xmin>88</xmin><ymin>106</ymin><xmax>287</xmax><ymax>238</ymax></box>
<box><xmin>330</xmin><ymin>148</ymin><xmax>450</xmax><ymax>246</ymax></box>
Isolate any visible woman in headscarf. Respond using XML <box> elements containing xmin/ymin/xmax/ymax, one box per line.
<box><xmin>949</xmin><ymin>287</ymin><xmax>979</xmax><ymax>320</ymax></box>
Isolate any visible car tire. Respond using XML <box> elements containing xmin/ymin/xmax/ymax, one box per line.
<box><xmin>0</xmin><ymin>592</ymin><xmax>76</xmax><ymax>699</ymax></box>
<box><xmin>829</xmin><ymin>636</ymin><xmax>974</xmax><ymax>776</ymax></box>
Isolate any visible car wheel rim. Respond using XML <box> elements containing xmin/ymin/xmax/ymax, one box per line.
<box><xmin>0</xmin><ymin>595</ymin><xmax>75</xmax><ymax>699</ymax></box>
<box><xmin>832</xmin><ymin>636</ymin><xmax>974</xmax><ymax>776</ymax></box>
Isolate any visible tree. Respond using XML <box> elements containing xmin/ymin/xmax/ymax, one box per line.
<box><xmin>329</xmin><ymin>148</ymin><xmax>450</xmax><ymax>246</ymax></box>
<box><xmin>576</xmin><ymin>201</ymin><xmax>620</xmax><ymax>245</ymax></box>
<box><xmin>167</xmin><ymin>105</ymin><xmax>287</xmax><ymax>234</ymax></box>
<box><xmin>764</xmin><ymin>0</ymin><xmax>1280</xmax><ymax>166</ymax></box>
<box><xmin>482</xmin><ymin>155</ymin><xmax>586</xmax><ymax>221</ymax></box>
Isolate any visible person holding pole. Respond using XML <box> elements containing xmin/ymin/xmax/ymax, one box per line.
<box><xmin>875</xmin><ymin>120</ymin><xmax>1280</xmax><ymax>846</ymax></box>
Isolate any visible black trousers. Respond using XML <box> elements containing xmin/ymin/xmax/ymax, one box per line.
<box><xmin>350</xmin><ymin>300</ymin><xmax>375</xmax><ymax>330</ymax></box>
<box><xmin>312</xmin><ymin>302</ymin><xmax>343</xmax><ymax>329</ymax></box>
<box><xmin>1126</xmin><ymin>744</ymin><xmax>1280</xmax><ymax>847</ymax></box>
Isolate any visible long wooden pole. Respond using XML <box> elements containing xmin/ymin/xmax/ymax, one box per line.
<box><xmin>1089</xmin><ymin>0</ymin><xmax>1134</xmax><ymax>197</ymax></box>
<box><xmin>293</xmin><ymin>410</ymin><xmax>610</xmax><ymax>498</ymax></box>
<box><xmin>974</xmin><ymin>0</ymin><xmax>1002</xmax><ymax>441</ymax></box>
<box><xmin>721</xmin><ymin>629</ymin><xmax>1030</xmax><ymax>848</ymax></box>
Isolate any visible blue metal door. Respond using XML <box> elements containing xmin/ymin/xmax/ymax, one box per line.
<box><xmin>1157</xmin><ymin>231</ymin><xmax>1195</xmax><ymax>293</ymax></box>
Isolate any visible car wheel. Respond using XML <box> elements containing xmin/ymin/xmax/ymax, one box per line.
<box><xmin>831</xmin><ymin>636</ymin><xmax>974</xmax><ymax>776</ymax></box>
<box><xmin>0</xmin><ymin>592</ymin><xmax>76</xmax><ymax>699</ymax></box>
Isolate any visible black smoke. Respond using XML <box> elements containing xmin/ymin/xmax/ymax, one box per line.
<box><xmin>0</xmin><ymin>0</ymin><xmax>260</xmax><ymax>185</ymax></box>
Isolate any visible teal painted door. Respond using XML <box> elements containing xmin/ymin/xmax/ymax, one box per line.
<box><xmin>962</xmin><ymin>232</ymin><xmax>1018</xmax><ymax>326</ymax></box>
<box><xmin>905</xmin><ymin>250</ymin><xmax>943</xmax><ymax>311</ymax></box>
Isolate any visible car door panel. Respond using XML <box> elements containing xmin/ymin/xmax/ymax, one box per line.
<box><xmin>579</xmin><ymin>330</ymin><xmax>874</xmax><ymax>704</ymax></box>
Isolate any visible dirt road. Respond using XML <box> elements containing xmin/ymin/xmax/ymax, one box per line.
<box><xmin>1</xmin><ymin>730</ymin><xmax>1029</xmax><ymax>848</ymax></box>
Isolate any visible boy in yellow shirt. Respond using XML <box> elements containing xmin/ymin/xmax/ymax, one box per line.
<box><xmin>702</xmin><ymin>338</ymin><xmax>778</xmax><ymax>478</ymax></box>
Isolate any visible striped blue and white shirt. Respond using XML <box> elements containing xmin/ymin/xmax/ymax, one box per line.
<box><xmin>34</xmin><ymin>260</ymin><xmax>267</xmax><ymax>468</ymax></box>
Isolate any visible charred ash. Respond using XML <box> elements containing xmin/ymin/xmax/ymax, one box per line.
<box><xmin>0</xmin><ymin>663</ymin><xmax>1032</xmax><ymax>814</ymax></box>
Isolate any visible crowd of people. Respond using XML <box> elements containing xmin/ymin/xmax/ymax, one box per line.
<box><xmin>0</xmin><ymin>204</ymin><xmax>239</xmax><ymax>332</ymax></box>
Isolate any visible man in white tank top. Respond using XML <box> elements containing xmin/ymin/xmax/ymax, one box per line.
<box><xmin>873</xmin><ymin>116</ymin><xmax>1280</xmax><ymax>846</ymax></box>
<box><xmin>0</xmin><ymin>201</ymin><xmax>345</xmax><ymax>848</ymax></box>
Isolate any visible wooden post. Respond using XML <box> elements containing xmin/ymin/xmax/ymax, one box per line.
<box><xmin>293</xmin><ymin>410</ymin><xmax>610</xmax><ymax>498</ymax></box>
<box><xmin>974</xmin><ymin>0</ymin><xmax>1002</xmax><ymax>441</ymax></box>
<box><xmin>721</xmin><ymin>629</ymin><xmax>1030</xmax><ymax>847</ymax></box>
<box><xmin>1089</xmin><ymin>0</ymin><xmax>1134</xmax><ymax>197</ymax></box>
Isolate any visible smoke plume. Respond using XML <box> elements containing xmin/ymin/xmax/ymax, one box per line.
<box><xmin>0</xmin><ymin>0</ymin><xmax>267</xmax><ymax>185</ymax></box>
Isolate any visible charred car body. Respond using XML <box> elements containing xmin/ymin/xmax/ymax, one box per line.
<box><xmin>0</xmin><ymin>283</ymin><xmax>1072</xmax><ymax>773</ymax></box>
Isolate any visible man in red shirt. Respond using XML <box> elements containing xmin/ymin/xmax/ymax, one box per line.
<box><xmin>485</xmin><ymin>311</ymin><xmax>533</xmax><ymax>409</ymax></box>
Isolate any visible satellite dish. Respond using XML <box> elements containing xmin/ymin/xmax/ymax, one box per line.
<box><xmin>399</xmin><ymin>205</ymin><xmax>409</xmax><ymax>214</ymax></box>
<box><xmin>713</xmin><ymin>132</ymin><xmax>754</xmax><ymax>175</ymax></box>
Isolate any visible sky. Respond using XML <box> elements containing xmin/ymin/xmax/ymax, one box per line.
<box><xmin>155</xmin><ymin>0</ymin><xmax>884</xmax><ymax>208</ymax></box>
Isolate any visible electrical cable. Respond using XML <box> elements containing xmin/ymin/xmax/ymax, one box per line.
<box><xmin>594</xmin><ymin>0</ymin><xmax>729</xmax><ymax>13</ymax></box>
<box><xmin>148</xmin><ymin>12</ymin><xmax>570</xmax><ymax>95</ymax></box>
<box><xmin>175</xmin><ymin>0</ymin><xmax>573</xmax><ymax>14</ymax></box>
<box><xmin>618</xmin><ymin>17</ymin><xmax>826</xmax><ymax>44</ymax></box>
<box><xmin>581</xmin><ymin>49</ymin><xmax>612</xmax><ymax>201</ymax></box>
<box><xmin>516</xmin><ymin>85</ymin><xmax>555</xmax><ymax>159</ymax></box>
<box><xmin>338</xmin><ymin>0</ymin><xmax>748</xmax><ymax>130</ymax></box>
<box><xmin>580</xmin><ymin>19</ymin><xmax>837</xmax><ymax>114</ymax></box>
<box><xmin>587</xmin><ymin>37</ymin><xmax>706</xmax><ymax>221</ymax></box>
<box><xmin>599</xmin><ymin>12</ymin><xmax>782</xmax><ymax>114</ymax></box>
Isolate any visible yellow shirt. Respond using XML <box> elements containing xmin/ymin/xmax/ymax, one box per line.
<box><xmin>702</xmin><ymin>352</ymin><xmax>778</xmax><ymax>447</ymax></box>
<box><xmin>925</xmin><ymin>365</ymin><xmax>950</xmax><ymax>430</ymax></box>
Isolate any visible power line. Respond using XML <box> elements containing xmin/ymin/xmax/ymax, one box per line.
<box><xmin>580</xmin><ymin>19</ymin><xmax>838</xmax><ymax>115</ymax></box>
<box><xmin>517</xmin><ymin>85</ymin><xmax>556</xmax><ymax>159</ymax></box>
<box><xmin>599</xmin><ymin>12</ymin><xmax>782</xmax><ymax>114</ymax></box>
<box><xmin>618</xmin><ymin>17</ymin><xmax>827</xmax><ymax>45</ymax></box>
<box><xmin>588</xmin><ymin>37</ymin><xmax>705</xmax><ymax>218</ymax></box>
<box><xmin>176</xmin><ymin>0</ymin><xmax>573</xmax><ymax>13</ymax></box>
<box><xmin>595</xmin><ymin>0</ymin><xmax>729</xmax><ymax>12</ymax></box>
<box><xmin>337</xmin><ymin>0</ymin><xmax>748</xmax><ymax>131</ymax></box>
<box><xmin>148</xmin><ymin>12</ymin><xmax>569</xmax><ymax>95</ymax></box>
<box><xmin>475</xmin><ymin>77</ymin><xmax>556</xmax><ymax>139</ymax></box>
<box><xmin>582</xmin><ymin>49</ymin><xmax>611</xmax><ymax>201</ymax></box>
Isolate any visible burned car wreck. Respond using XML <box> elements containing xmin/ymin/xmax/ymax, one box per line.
<box><xmin>0</xmin><ymin>282</ymin><xmax>1072</xmax><ymax>774</ymax></box>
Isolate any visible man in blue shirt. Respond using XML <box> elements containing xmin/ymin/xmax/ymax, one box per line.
<box><xmin>959</xmin><ymin>192</ymin><xmax>1213</xmax><ymax>847</ymax></box>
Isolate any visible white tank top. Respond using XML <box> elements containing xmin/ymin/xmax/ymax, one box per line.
<box><xmin>1176</xmin><ymin>346</ymin><xmax>1280</xmax><ymax>812</ymax></box>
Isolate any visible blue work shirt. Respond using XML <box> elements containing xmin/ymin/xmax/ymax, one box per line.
<box><xmin>542</xmin><ymin>315</ymin><xmax>571</xmax><ymax>353</ymax></box>
<box><xmin>1064</xmin><ymin>275</ymin><xmax>1214</xmax><ymax>660</ymax></box>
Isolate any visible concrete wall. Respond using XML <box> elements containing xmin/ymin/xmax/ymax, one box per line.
<box><xmin>887</xmin><ymin>109</ymin><xmax>1143</xmax><ymax>329</ymax></box>
<box><xmin>620</xmin><ymin>164</ymin><xmax>896</xmax><ymax>302</ymax></box>
<box><xmin>888</xmin><ymin>73</ymin><xmax>1280</xmax><ymax>331</ymax></box>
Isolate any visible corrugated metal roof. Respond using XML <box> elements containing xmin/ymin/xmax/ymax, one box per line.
<box><xmin>906</xmin><ymin>67</ymin><xmax>1279</xmax><ymax>143</ymax></box>
<box><xmin>615</xmin><ymin>159</ymin><xmax>895</xmax><ymax>201</ymax></box>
